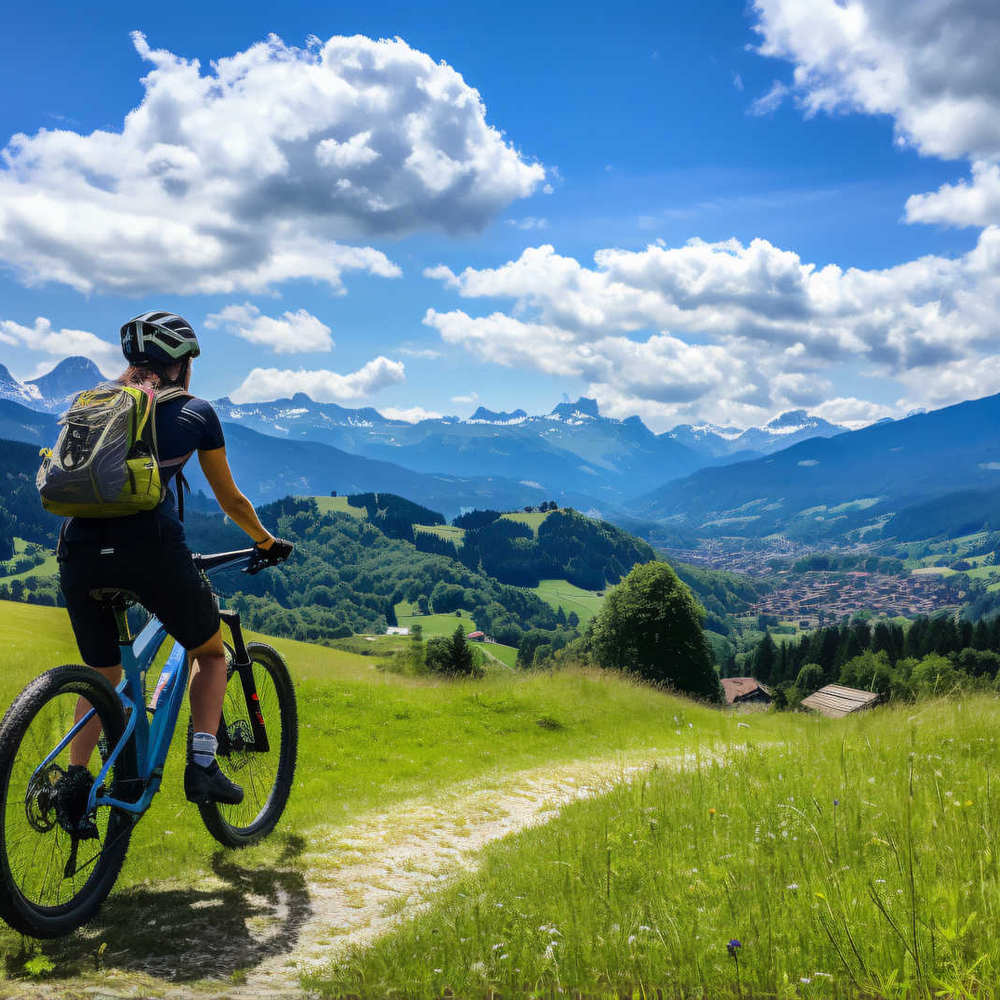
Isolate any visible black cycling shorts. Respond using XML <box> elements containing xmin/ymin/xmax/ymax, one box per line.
<box><xmin>59</xmin><ymin>534</ymin><xmax>220</xmax><ymax>669</ymax></box>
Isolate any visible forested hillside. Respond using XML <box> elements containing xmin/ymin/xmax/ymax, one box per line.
<box><xmin>0</xmin><ymin>438</ymin><xmax>59</xmax><ymax>559</ymax></box>
<box><xmin>202</xmin><ymin>497</ymin><xmax>570</xmax><ymax>645</ymax></box>
<box><xmin>415</xmin><ymin>508</ymin><xmax>656</xmax><ymax>589</ymax></box>
<box><xmin>886</xmin><ymin>485</ymin><xmax>1000</xmax><ymax>541</ymax></box>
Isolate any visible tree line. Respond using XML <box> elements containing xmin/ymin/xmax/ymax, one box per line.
<box><xmin>415</xmin><ymin>508</ymin><xmax>657</xmax><ymax>590</ymax></box>
<box><xmin>745</xmin><ymin>614</ymin><xmax>1000</xmax><ymax>705</ymax></box>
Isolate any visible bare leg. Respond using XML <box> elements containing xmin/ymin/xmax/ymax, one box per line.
<box><xmin>70</xmin><ymin>664</ymin><xmax>123</xmax><ymax>768</ymax></box>
<box><xmin>188</xmin><ymin>629</ymin><xmax>227</xmax><ymax>735</ymax></box>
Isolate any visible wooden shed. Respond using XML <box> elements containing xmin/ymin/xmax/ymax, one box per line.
<box><xmin>720</xmin><ymin>677</ymin><xmax>773</xmax><ymax>708</ymax></box>
<box><xmin>801</xmin><ymin>683</ymin><xmax>883</xmax><ymax>718</ymax></box>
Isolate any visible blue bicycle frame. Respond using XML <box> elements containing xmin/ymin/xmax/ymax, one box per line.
<box><xmin>30</xmin><ymin>549</ymin><xmax>257</xmax><ymax>820</ymax></box>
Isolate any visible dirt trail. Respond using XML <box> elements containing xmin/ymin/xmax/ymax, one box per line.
<box><xmin>4</xmin><ymin>743</ymin><xmax>726</xmax><ymax>1000</ymax></box>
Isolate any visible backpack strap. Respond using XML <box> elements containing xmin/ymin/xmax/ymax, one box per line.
<box><xmin>150</xmin><ymin>386</ymin><xmax>195</xmax><ymax>522</ymax></box>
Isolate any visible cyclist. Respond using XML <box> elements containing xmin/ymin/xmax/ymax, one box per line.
<box><xmin>56</xmin><ymin>311</ymin><xmax>293</xmax><ymax>814</ymax></box>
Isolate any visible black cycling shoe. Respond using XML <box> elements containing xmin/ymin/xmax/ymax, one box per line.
<box><xmin>55</xmin><ymin>765</ymin><xmax>99</xmax><ymax>840</ymax></box>
<box><xmin>184</xmin><ymin>760</ymin><xmax>244</xmax><ymax>805</ymax></box>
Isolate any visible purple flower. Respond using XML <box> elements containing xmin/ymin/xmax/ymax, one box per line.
<box><xmin>833</xmin><ymin>799</ymin><xmax>840</xmax><ymax>807</ymax></box>
<box><xmin>727</xmin><ymin>939</ymin><xmax>742</xmax><ymax>957</ymax></box>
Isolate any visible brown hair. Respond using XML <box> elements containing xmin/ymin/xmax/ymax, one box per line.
<box><xmin>117</xmin><ymin>357</ymin><xmax>191</xmax><ymax>391</ymax></box>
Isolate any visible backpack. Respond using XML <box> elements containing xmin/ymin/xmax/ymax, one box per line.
<box><xmin>37</xmin><ymin>382</ymin><xmax>191</xmax><ymax>519</ymax></box>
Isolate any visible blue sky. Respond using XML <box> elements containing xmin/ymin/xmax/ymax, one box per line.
<box><xmin>2</xmin><ymin>0</ymin><xmax>998</xmax><ymax>430</ymax></box>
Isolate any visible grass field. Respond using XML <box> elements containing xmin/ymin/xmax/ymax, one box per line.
<box><xmin>313</xmin><ymin>695</ymin><xmax>1000</xmax><ymax>998</ymax></box>
<box><xmin>478</xmin><ymin>641</ymin><xmax>518</xmax><ymax>669</ymax></box>
<box><xmin>0</xmin><ymin>537</ymin><xmax>58</xmax><ymax>583</ymax></box>
<box><xmin>309</xmin><ymin>495</ymin><xmax>367</xmax><ymax>518</ymax></box>
<box><xmin>532</xmin><ymin>578</ymin><xmax>606</xmax><ymax>625</ymax></box>
<box><xmin>395</xmin><ymin>607</ymin><xmax>479</xmax><ymax>638</ymax></box>
<box><xmin>0</xmin><ymin>600</ymin><xmax>761</xmax><ymax>982</ymax></box>
<box><xmin>414</xmin><ymin>524</ymin><xmax>466</xmax><ymax>544</ymax></box>
<box><xmin>502</xmin><ymin>510</ymin><xmax>552</xmax><ymax>534</ymax></box>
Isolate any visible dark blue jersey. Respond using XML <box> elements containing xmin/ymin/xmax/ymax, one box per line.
<box><xmin>63</xmin><ymin>395</ymin><xmax>225</xmax><ymax>545</ymax></box>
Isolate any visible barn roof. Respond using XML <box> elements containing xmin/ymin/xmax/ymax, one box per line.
<box><xmin>801</xmin><ymin>684</ymin><xmax>882</xmax><ymax>718</ymax></box>
<box><xmin>720</xmin><ymin>677</ymin><xmax>772</xmax><ymax>704</ymax></box>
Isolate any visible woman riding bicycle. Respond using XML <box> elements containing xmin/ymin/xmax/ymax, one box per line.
<box><xmin>58</xmin><ymin>311</ymin><xmax>292</xmax><ymax>808</ymax></box>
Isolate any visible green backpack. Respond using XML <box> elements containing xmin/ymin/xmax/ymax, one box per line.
<box><xmin>37</xmin><ymin>383</ymin><xmax>190</xmax><ymax>518</ymax></box>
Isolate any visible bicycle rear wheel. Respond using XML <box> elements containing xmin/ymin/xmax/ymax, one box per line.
<box><xmin>0</xmin><ymin>665</ymin><xmax>136</xmax><ymax>937</ymax></box>
<box><xmin>194</xmin><ymin>642</ymin><xmax>298</xmax><ymax>848</ymax></box>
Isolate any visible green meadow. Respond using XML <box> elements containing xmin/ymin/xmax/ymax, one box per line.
<box><xmin>531</xmin><ymin>578</ymin><xmax>607</xmax><ymax>625</ymax></box>
<box><xmin>414</xmin><ymin>523</ymin><xmax>467</xmax><ymax>544</ymax></box>
<box><xmin>502</xmin><ymin>510</ymin><xmax>552</xmax><ymax>534</ymax></box>
<box><xmin>0</xmin><ymin>599</ymin><xmax>735</xmax><ymax>982</ymax></box>
<box><xmin>314</xmin><ymin>696</ymin><xmax>1000</xmax><ymax>999</ymax></box>
<box><xmin>310</xmin><ymin>495</ymin><xmax>367</xmax><ymax>518</ymax></box>
<box><xmin>5</xmin><ymin>600</ymin><xmax>1000</xmax><ymax>998</ymax></box>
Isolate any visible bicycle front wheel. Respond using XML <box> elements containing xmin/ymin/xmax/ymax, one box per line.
<box><xmin>0</xmin><ymin>665</ymin><xmax>136</xmax><ymax>938</ymax></box>
<box><xmin>195</xmin><ymin>642</ymin><xmax>298</xmax><ymax>848</ymax></box>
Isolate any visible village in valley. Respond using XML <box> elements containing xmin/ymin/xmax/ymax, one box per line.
<box><xmin>747</xmin><ymin>570</ymin><xmax>961</xmax><ymax>628</ymax></box>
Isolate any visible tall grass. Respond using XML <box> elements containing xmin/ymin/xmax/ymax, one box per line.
<box><xmin>0</xmin><ymin>600</ymin><xmax>750</xmax><ymax>974</ymax></box>
<box><xmin>312</xmin><ymin>695</ymin><xmax>1000</xmax><ymax>998</ymax></box>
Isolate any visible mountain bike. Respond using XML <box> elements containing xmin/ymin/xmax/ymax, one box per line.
<box><xmin>0</xmin><ymin>548</ymin><xmax>298</xmax><ymax>938</ymax></box>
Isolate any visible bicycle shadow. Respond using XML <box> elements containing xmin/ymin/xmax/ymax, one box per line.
<box><xmin>12</xmin><ymin>834</ymin><xmax>312</xmax><ymax>984</ymax></box>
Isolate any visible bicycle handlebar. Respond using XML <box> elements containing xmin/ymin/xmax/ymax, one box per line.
<box><xmin>191</xmin><ymin>548</ymin><xmax>257</xmax><ymax>575</ymax></box>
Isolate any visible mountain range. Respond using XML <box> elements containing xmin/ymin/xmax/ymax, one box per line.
<box><xmin>9</xmin><ymin>353</ymin><xmax>1000</xmax><ymax>543</ymax></box>
<box><xmin>635</xmin><ymin>392</ymin><xmax>1000</xmax><ymax>540</ymax></box>
<box><xmin>0</xmin><ymin>356</ymin><xmax>858</xmax><ymax>498</ymax></box>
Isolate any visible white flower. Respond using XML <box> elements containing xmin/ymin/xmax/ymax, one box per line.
<box><xmin>787</xmin><ymin>883</ymin><xmax>799</xmax><ymax>890</ymax></box>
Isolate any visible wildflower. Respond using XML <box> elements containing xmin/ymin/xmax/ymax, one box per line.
<box><xmin>628</xmin><ymin>935</ymin><xmax>637</xmax><ymax>945</ymax></box>
<box><xmin>833</xmin><ymin>799</ymin><xmax>839</xmax><ymax>807</ymax></box>
<box><xmin>708</xmin><ymin>808</ymin><xmax>716</xmax><ymax>815</ymax></box>
<box><xmin>727</xmin><ymin>939</ymin><xmax>742</xmax><ymax>957</ymax></box>
<box><xmin>786</xmin><ymin>883</ymin><xmax>799</xmax><ymax>890</ymax></box>
<box><xmin>639</xmin><ymin>925</ymin><xmax>652</xmax><ymax>931</ymax></box>
<box><xmin>737</xmin><ymin>722</ymin><xmax>750</xmax><ymax>729</ymax></box>
<box><xmin>966</xmin><ymin>800</ymin><xmax>973</xmax><ymax>807</ymax></box>
<box><xmin>801</xmin><ymin>977</ymin><xmax>812</xmax><ymax>984</ymax></box>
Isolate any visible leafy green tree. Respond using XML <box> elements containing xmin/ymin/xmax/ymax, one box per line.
<box><xmin>424</xmin><ymin>626</ymin><xmax>479</xmax><ymax>677</ymax></box>
<box><xmin>590</xmin><ymin>562</ymin><xmax>721</xmax><ymax>701</ymax></box>
<box><xmin>911</xmin><ymin>654</ymin><xmax>966</xmax><ymax>697</ymax></box>
<box><xmin>839</xmin><ymin>650</ymin><xmax>893</xmax><ymax>694</ymax></box>
<box><xmin>795</xmin><ymin>662</ymin><xmax>825</xmax><ymax>696</ymax></box>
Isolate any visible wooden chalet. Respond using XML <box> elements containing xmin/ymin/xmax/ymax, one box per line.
<box><xmin>801</xmin><ymin>683</ymin><xmax>883</xmax><ymax>718</ymax></box>
<box><xmin>720</xmin><ymin>677</ymin><xmax>773</xmax><ymax>708</ymax></box>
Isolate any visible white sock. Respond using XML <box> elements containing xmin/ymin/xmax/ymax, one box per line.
<box><xmin>192</xmin><ymin>731</ymin><xmax>218</xmax><ymax>768</ymax></box>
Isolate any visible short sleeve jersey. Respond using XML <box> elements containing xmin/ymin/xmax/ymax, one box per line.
<box><xmin>155</xmin><ymin>396</ymin><xmax>226</xmax><ymax>490</ymax></box>
<box><xmin>62</xmin><ymin>395</ymin><xmax>225</xmax><ymax>545</ymax></box>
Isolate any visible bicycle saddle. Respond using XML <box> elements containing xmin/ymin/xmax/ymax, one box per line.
<box><xmin>88</xmin><ymin>588</ymin><xmax>140</xmax><ymax>610</ymax></box>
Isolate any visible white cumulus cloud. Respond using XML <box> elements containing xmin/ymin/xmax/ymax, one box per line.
<box><xmin>423</xmin><ymin>230</ymin><xmax>1000</xmax><ymax>427</ymax></box>
<box><xmin>204</xmin><ymin>304</ymin><xmax>333</xmax><ymax>353</ymax></box>
<box><xmin>0</xmin><ymin>316</ymin><xmax>120</xmax><ymax>375</ymax></box>
<box><xmin>380</xmin><ymin>405</ymin><xmax>443</xmax><ymax>423</ymax></box>
<box><xmin>752</xmin><ymin>0</ymin><xmax>1000</xmax><ymax>227</ymax></box>
<box><xmin>229</xmin><ymin>356</ymin><xmax>405</xmax><ymax>403</ymax></box>
<box><xmin>0</xmin><ymin>32</ymin><xmax>545</xmax><ymax>295</ymax></box>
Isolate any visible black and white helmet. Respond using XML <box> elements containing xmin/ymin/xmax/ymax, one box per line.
<box><xmin>120</xmin><ymin>311</ymin><xmax>201</xmax><ymax>365</ymax></box>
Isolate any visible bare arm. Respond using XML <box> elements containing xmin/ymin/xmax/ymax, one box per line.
<box><xmin>197</xmin><ymin>447</ymin><xmax>274</xmax><ymax>549</ymax></box>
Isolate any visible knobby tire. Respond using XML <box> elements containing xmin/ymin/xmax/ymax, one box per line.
<box><xmin>193</xmin><ymin>643</ymin><xmax>298</xmax><ymax>848</ymax></box>
<box><xmin>0</xmin><ymin>665</ymin><xmax>137</xmax><ymax>938</ymax></box>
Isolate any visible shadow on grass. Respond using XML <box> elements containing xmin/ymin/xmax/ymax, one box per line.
<box><xmin>2</xmin><ymin>833</ymin><xmax>311</xmax><ymax>984</ymax></box>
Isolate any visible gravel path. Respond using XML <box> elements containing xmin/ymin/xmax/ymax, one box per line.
<box><xmin>2</xmin><ymin>744</ymin><xmax>723</xmax><ymax>1000</ymax></box>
